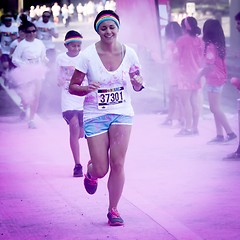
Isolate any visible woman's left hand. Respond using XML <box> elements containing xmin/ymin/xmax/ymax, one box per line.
<box><xmin>131</xmin><ymin>75</ymin><xmax>144</xmax><ymax>91</ymax></box>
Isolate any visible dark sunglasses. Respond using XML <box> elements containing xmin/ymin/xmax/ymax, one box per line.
<box><xmin>26</xmin><ymin>29</ymin><xmax>36</xmax><ymax>33</ymax></box>
<box><xmin>43</xmin><ymin>15</ymin><xmax>51</xmax><ymax>18</ymax></box>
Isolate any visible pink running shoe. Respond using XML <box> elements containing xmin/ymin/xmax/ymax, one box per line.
<box><xmin>84</xmin><ymin>161</ymin><xmax>98</xmax><ymax>194</ymax></box>
<box><xmin>107</xmin><ymin>208</ymin><xmax>124</xmax><ymax>226</ymax></box>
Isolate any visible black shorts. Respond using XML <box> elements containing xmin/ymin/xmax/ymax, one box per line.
<box><xmin>62</xmin><ymin>110</ymin><xmax>83</xmax><ymax>127</ymax></box>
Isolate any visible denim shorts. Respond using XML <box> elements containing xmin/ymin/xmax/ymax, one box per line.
<box><xmin>84</xmin><ymin>114</ymin><xmax>133</xmax><ymax>137</ymax></box>
<box><xmin>62</xmin><ymin>110</ymin><xmax>83</xmax><ymax>126</ymax></box>
<box><xmin>206</xmin><ymin>84</ymin><xmax>223</xmax><ymax>93</ymax></box>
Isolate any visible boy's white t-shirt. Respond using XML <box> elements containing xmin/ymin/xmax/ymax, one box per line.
<box><xmin>56</xmin><ymin>52</ymin><xmax>85</xmax><ymax>112</ymax></box>
<box><xmin>75</xmin><ymin>43</ymin><xmax>141</xmax><ymax>122</ymax></box>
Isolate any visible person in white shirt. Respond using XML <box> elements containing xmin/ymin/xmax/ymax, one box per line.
<box><xmin>69</xmin><ymin>10</ymin><xmax>144</xmax><ymax>226</ymax></box>
<box><xmin>51</xmin><ymin>2</ymin><xmax>61</xmax><ymax>24</ymax></box>
<box><xmin>35</xmin><ymin>10</ymin><xmax>58</xmax><ymax>63</ymax></box>
<box><xmin>56</xmin><ymin>30</ymin><xmax>86</xmax><ymax>178</ymax></box>
<box><xmin>76</xmin><ymin>3</ymin><xmax>84</xmax><ymax>22</ymax></box>
<box><xmin>61</xmin><ymin>4</ymin><xmax>70</xmax><ymax>27</ymax></box>
<box><xmin>9</xmin><ymin>14</ymin><xmax>29</xmax><ymax>56</ymax></box>
<box><xmin>0</xmin><ymin>14</ymin><xmax>18</xmax><ymax>85</ymax></box>
<box><xmin>11</xmin><ymin>20</ymin><xmax>48</xmax><ymax>129</ymax></box>
<box><xmin>9</xmin><ymin>24</ymin><xmax>25</xmax><ymax>56</ymax></box>
<box><xmin>8</xmin><ymin>23</ymin><xmax>26</xmax><ymax>118</ymax></box>
<box><xmin>68</xmin><ymin>3</ymin><xmax>75</xmax><ymax>21</ymax></box>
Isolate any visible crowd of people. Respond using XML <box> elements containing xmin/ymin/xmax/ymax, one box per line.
<box><xmin>162</xmin><ymin>13</ymin><xmax>240</xmax><ymax>145</ymax></box>
<box><xmin>0</xmin><ymin>2</ymin><xmax>240</xmax><ymax>227</ymax></box>
<box><xmin>0</xmin><ymin>10</ymin><xmax>59</xmax><ymax>128</ymax></box>
<box><xmin>23</xmin><ymin>0</ymin><xmax>116</xmax><ymax>26</ymax></box>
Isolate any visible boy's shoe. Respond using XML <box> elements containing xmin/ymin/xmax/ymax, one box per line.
<box><xmin>225</xmin><ymin>132</ymin><xmax>237</xmax><ymax>142</ymax></box>
<box><xmin>73</xmin><ymin>164</ymin><xmax>83</xmax><ymax>177</ymax></box>
<box><xmin>207</xmin><ymin>135</ymin><xmax>224</xmax><ymax>144</ymax></box>
<box><xmin>107</xmin><ymin>208</ymin><xmax>124</xmax><ymax>226</ymax></box>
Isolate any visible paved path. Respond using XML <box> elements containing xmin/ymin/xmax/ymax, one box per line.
<box><xmin>1</xmin><ymin>20</ymin><xmax>240</xmax><ymax>240</ymax></box>
<box><xmin>0</xmin><ymin>109</ymin><xmax>240</xmax><ymax>240</ymax></box>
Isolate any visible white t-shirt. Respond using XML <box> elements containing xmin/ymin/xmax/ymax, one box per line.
<box><xmin>12</xmin><ymin>38</ymin><xmax>47</xmax><ymax>66</ymax></box>
<box><xmin>75</xmin><ymin>43</ymin><xmax>141</xmax><ymax>121</ymax></box>
<box><xmin>51</xmin><ymin>4</ymin><xmax>61</xmax><ymax>17</ymax></box>
<box><xmin>35</xmin><ymin>20</ymin><xmax>58</xmax><ymax>50</ymax></box>
<box><xmin>10</xmin><ymin>39</ymin><xmax>48</xmax><ymax>85</ymax></box>
<box><xmin>0</xmin><ymin>25</ymin><xmax>18</xmax><ymax>54</ymax></box>
<box><xmin>56</xmin><ymin>52</ymin><xmax>85</xmax><ymax>112</ymax></box>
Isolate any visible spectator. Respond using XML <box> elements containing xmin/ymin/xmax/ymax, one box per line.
<box><xmin>196</xmin><ymin>19</ymin><xmax>237</xmax><ymax>144</ymax></box>
<box><xmin>175</xmin><ymin>17</ymin><xmax>204</xmax><ymax>136</ymax></box>
<box><xmin>162</xmin><ymin>21</ymin><xmax>183</xmax><ymax>127</ymax></box>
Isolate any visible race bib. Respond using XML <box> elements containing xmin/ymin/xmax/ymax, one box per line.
<box><xmin>97</xmin><ymin>86</ymin><xmax>125</xmax><ymax>109</ymax></box>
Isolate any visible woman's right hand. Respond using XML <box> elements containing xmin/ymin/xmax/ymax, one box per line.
<box><xmin>69</xmin><ymin>81</ymin><xmax>100</xmax><ymax>96</ymax></box>
<box><xmin>87</xmin><ymin>81</ymin><xmax>100</xmax><ymax>92</ymax></box>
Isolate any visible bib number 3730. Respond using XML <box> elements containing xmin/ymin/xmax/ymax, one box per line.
<box><xmin>97</xmin><ymin>87</ymin><xmax>125</xmax><ymax>109</ymax></box>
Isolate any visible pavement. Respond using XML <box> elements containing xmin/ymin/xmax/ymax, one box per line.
<box><xmin>1</xmin><ymin>20</ymin><xmax>240</xmax><ymax>240</ymax></box>
<box><xmin>1</xmin><ymin>87</ymin><xmax>240</xmax><ymax>240</ymax></box>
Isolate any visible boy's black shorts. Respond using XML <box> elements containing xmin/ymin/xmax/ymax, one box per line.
<box><xmin>62</xmin><ymin>110</ymin><xmax>83</xmax><ymax>127</ymax></box>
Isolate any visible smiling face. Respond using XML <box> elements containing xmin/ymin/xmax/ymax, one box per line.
<box><xmin>98</xmin><ymin>20</ymin><xmax>119</xmax><ymax>43</ymax></box>
<box><xmin>65</xmin><ymin>41</ymin><xmax>82</xmax><ymax>57</ymax></box>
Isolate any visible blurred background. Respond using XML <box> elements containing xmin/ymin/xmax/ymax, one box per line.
<box><xmin>0</xmin><ymin>0</ymin><xmax>239</xmax><ymax>116</ymax></box>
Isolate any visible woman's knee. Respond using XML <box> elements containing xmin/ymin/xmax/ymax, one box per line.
<box><xmin>110</xmin><ymin>159</ymin><xmax>125</xmax><ymax>173</ymax></box>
